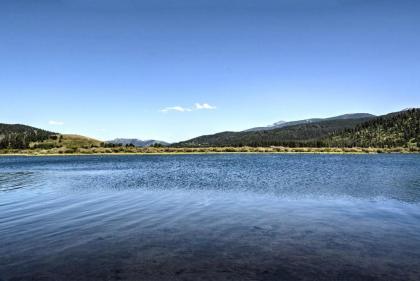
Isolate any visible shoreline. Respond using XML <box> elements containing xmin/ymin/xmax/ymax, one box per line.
<box><xmin>1</xmin><ymin>148</ymin><xmax>419</xmax><ymax>157</ymax></box>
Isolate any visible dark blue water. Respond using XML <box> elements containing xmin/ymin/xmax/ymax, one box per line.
<box><xmin>1</xmin><ymin>154</ymin><xmax>420</xmax><ymax>281</ymax></box>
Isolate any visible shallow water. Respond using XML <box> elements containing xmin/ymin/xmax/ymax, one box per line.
<box><xmin>1</xmin><ymin>154</ymin><xmax>420</xmax><ymax>281</ymax></box>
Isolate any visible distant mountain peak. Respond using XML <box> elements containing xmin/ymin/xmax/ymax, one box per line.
<box><xmin>244</xmin><ymin>113</ymin><xmax>376</xmax><ymax>132</ymax></box>
<box><xmin>401</xmin><ymin>107</ymin><xmax>417</xmax><ymax>112</ymax></box>
<box><xmin>174</xmin><ymin>109</ymin><xmax>418</xmax><ymax>148</ymax></box>
<box><xmin>273</xmin><ymin>121</ymin><xmax>286</xmax><ymax>126</ymax></box>
<box><xmin>106</xmin><ymin>138</ymin><xmax>170</xmax><ymax>147</ymax></box>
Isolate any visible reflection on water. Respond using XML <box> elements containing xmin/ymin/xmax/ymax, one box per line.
<box><xmin>0</xmin><ymin>154</ymin><xmax>420</xmax><ymax>281</ymax></box>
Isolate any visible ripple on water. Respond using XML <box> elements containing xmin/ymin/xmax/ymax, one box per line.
<box><xmin>0</xmin><ymin>154</ymin><xmax>420</xmax><ymax>281</ymax></box>
<box><xmin>0</xmin><ymin>171</ymin><xmax>40</xmax><ymax>191</ymax></box>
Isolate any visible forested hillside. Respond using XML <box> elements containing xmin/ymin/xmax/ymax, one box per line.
<box><xmin>175</xmin><ymin>109</ymin><xmax>419</xmax><ymax>148</ymax></box>
<box><xmin>245</xmin><ymin>113</ymin><xmax>375</xmax><ymax>132</ymax></box>
<box><xmin>0</xmin><ymin>124</ymin><xmax>55</xmax><ymax>149</ymax></box>
<box><xmin>327</xmin><ymin>109</ymin><xmax>420</xmax><ymax>148</ymax></box>
<box><xmin>175</xmin><ymin>117</ymin><xmax>374</xmax><ymax>147</ymax></box>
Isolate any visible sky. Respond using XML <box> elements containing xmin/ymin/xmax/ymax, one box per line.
<box><xmin>0</xmin><ymin>0</ymin><xmax>419</xmax><ymax>142</ymax></box>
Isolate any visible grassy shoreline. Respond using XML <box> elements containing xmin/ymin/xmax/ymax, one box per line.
<box><xmin>1</xmin><ymin>146</ymin><xmax>419</xmax><ymax>156</ymax></box>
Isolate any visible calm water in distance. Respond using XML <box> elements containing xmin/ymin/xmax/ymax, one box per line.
<box><xmin>1</xmin><ymin>154</ymin><xmax>420</xmax><ymax>281</ymax></box>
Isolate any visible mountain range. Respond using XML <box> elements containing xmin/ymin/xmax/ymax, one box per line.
<box><xmin>1</xmin><ymin>108</ymin><xmax>419</xmax><ymax>150</ymax></box>
<box><xmin>244</xmin><ymin>113</ymin><xmax>376</xmax><ymax>132</ymax></box>
<box><xmin>106</xmin><ymin>138</ymin><xmax>170</xmax><ymax>147</ymax></box>
<box><xmin>174</xmin><ymin>109</ymin><xmax>419</xmax><ymax>148</ymax></box>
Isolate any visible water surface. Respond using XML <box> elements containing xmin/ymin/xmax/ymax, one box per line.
<box><xmin>1</xmin><ymin>154</ymin><xmax>420</xmax><ymax>280</ymax></box>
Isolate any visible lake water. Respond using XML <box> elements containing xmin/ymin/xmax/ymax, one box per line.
<box><xmin>1</xmin><ymin>154</ymin><xmax>420</xmax><ymax>281</ymax></box>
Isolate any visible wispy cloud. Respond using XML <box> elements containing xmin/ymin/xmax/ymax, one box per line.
<box><xmin>48</xmin><ymin>120</ymin><xmax>64</xmax><ymax>125</ymax></box>
<box><xmin>160</xmin><ymin>103</ymin><xmax>216</xmax><ymax>113</ymax></box>
<box><xmin>195</xmin><ymin>103</ymin><xmax>216</xmax><ymax>110</ymax></box>
<box><xmin>160</xmin><ymin>106</ymin><xmax>193</xmax><ymax>113</ymax></box>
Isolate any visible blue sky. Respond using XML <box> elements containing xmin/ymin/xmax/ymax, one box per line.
<box><xmin>1</xmin><ymin>0</ymin><xmax>419</xmax><ymax>142</ymax></box>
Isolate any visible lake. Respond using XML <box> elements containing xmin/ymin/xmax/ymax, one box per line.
<box><xmin>1</xmin><ymin>154</ymin><xmax>420</xmax><ymax>281</ymax></box>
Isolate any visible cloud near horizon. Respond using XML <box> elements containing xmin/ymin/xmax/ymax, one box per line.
<box><xmin>160</xmin><ymin>103</ymin><xmax>216</xmax><ymax>113</ymax></box>
<box><xmin>48</xmin><ymin>120</ymin><xmax>64</xmax><ymax>125</ymax></box>
<box><xmin>160</xmin><ymin>106</ymin><xmax>193</xmax><ymax>113</ymax></box>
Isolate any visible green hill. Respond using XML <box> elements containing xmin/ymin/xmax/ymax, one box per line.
<box><xmin>245</xmin><ymin>113</ymin><xmax>375</xmax><ymax>132</ymax></box>
<box><xmin>175</xmin><ymin>116</ymin><xmax>374</xmax><ymax>147</ymax></box>
<box><xmin>30</xmin><ymin>134</ymin><xmax>102</xmax><ymax>150</ymax></box>
<box><xmin>0</xmin><ymin>124</ymin><xmax>102</xmax><ymax>150</ymax></box>
<box><xmin>327</xmin><ymin>109</ymin><xmax>420</xmax><ymax>148</ymax></box>
<box><xmin>0</xmin><ymin>124</ymin><xmax>55</xmax><ymax>149</ymax></box>
<box><xmin>174</xmin><ymin>109</ymin><xmax>419</xmax><ymax>148</ymax></box>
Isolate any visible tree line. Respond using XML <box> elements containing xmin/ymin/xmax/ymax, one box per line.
<box><xmin>0</xmin><ymin>124</ymin><xmax>54</xmax><ymax>149</ymax></box>
<box><xmin>174</xmin><ymin>109</ymin><xmax>419</xmax><ymax>148</ymax></box>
